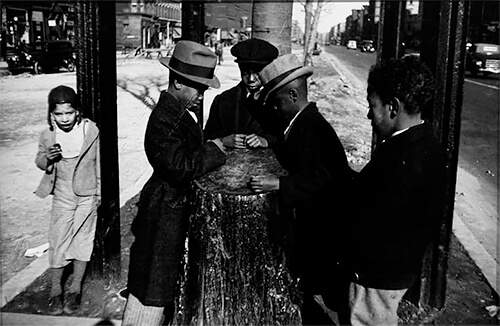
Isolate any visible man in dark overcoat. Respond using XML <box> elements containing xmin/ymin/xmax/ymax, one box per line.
<box><xmin>249</xmin><ymin>53</ymin><xmax>353</xmax><ymax>325</ymax></box>
<box><xmin>122</xmin><ymin>40</ymin><xmax>226</xmax><ymax>326</ymax></box>
<box><xmin>204</xmin><ymin>38</ymin><xmax>284</xmax><ymax>149</ymax></box>
<box><xmin>341</xmin><ymin>56</ymin><xmax>446</xmax><ymax>325</ymax></box>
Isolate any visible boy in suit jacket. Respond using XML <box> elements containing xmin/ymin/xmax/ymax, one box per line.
<box><xmin>123</xmin><ymin>41</ymin><xmax>226</xmax><ymax>326</ymax></box>
<box><xmin>250</xmin><ymin>54</ymin><xmax>353</xmax><ymax>325</ymax></box>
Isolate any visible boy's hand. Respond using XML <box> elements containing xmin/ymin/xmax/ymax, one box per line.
<box><xmin>222</xmin><ymin>134</ymin><xmax>247</xmax><ymax>149</ymax></box>
<box><xmin>249</xmin><ymin>175</ymin><xmax>279</xmax><ymax>193</ymax></box>
<box><xmin>245</xmin><ymin>134</ymin><xmax>268</xmax><ymax>148</ymax></box>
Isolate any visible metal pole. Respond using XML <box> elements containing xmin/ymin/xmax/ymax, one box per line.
<box><xmin>376</xmin><ymin>0</ymin><xmax>406</xmax><ymax>63</ymax></box>
<box><xmin>418</xmin><ymin>0</ymin><xmax>469</xmax><ymax>308</ymax></box>
<box><xmin>75</xmin><ymin>0</ymin><xmax>121</xmax><ymax>281</ymax></box>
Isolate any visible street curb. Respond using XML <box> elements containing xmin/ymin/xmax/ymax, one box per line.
<box><xmin>453</xmin><ymin>209</ymin><xmax>499</xmax><ymax>295</ymax></box>
<box><xmin>1</xmin><ymin>312</ymin><xmax>122</xmax><ymax>326</ymax></box>
<box><xmin>1</xmin><ymin>254</ymin><xmax>49</xmax><ymax>308</ymax></box>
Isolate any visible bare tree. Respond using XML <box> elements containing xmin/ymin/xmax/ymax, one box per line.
<box><xmin>252</xmin><ymin>1</ymin><xmax>293</xmax><ymax>55</ymax></box>
<box><xmin>301</xmin><ymin>0</ymin><xmax>324</xmax><ymax>66</ymax></box>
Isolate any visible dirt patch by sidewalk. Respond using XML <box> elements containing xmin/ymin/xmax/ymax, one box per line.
<box><xmin>1</xmin><ymin>52</ymin><xmax>498</xmax><ymax>324</ymax></box>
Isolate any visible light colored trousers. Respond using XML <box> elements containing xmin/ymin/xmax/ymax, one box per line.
<box><xmin>348</xmin><ymin>282</ymin><xmax>408</xmax><ymax>326</ymax></box>
<box><xmin>122</xmin><ymin>293</ymin><xmax>165</xmax><ymax>326</ymax></box>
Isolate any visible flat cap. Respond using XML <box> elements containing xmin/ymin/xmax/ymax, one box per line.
<box><xmin>231</xmin><ymin>38</ymin><xmax>279</xmax><ymax>65</ymax></box>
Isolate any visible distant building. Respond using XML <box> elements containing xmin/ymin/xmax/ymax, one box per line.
<box><xmin>116</xmin><ymin>0</ymin><xmax>181</xmax><ymax>50</ymax></box>
<box><xmin>0</xmin><ymin>0</ymin><xmax>181</xmax><ymax>60</ymax></box>
<box><xmin>0</xmin><ymin>1</ymin><xmax>76</xmax><ymax>59</ymax></box>
<box><xmin>468</xmin><ymin>1</ymin><xmax>499</xmax><ymax>44</ymax></box>
<box><xmin>329</xmin><ymin>22</ymin><xmax>345</xmax><ymax>45</ymax></box>
<box><xmin>1</xmin><ymin>1</ymin><xmax>75</xmax><ymax>46</ymax></box>
<box><xmin>204</xmin><ymin>2</ymin><xmax>252</xmax><ymax>47</ymax></box>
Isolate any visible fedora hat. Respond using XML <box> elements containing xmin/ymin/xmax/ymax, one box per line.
<box><xmin>258</xmin><ymin>53</ymin><xmax>313</xmax><ymax>104</ymax></box>
<box><xmin>231</xmin><ymin>38</ymin><xmax>279</xmax><ymax>65</ymax></box>
<box><xmin>159</xmin><ymin>40</ymin><xmax>220</xmax><ymax>89</ymax></box>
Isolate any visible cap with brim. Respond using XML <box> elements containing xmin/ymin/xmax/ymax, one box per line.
<box><xmin>258</xmin><ymin>53</ymin><xmax>313</xmax><ymax>104</ymax></box>
<box><xmin>231</xmin><ymin>38</ymin><xmax>279</xmax><ymax>65</ymax></box>
<box><xmin>159</xmin><ymin>40</ymin><xmax>220</xmax><ymax>89</ymax></box>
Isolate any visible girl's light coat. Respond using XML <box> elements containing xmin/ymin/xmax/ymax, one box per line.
<box><xmin>35</xmin><ymin>118</ymin><xmax>100</xmax><ymax>198</ymax></box>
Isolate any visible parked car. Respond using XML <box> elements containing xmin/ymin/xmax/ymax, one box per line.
<box><xmin>347</xmin><ymin>40</ymin><xmax>357</xmax><ymax>50</ymax></box>
<box><xmin>359</xmin><ymin>40</ymin><xmax>375</xmax><ymax>53</ymax></box>
<box><xmin>6</xmin><ymin>40</ymin><xmax>75</xmax><ymax>74</ymax></box>
<box><xmin>465</xmin><ymin>43</ymin><xmax>499</xmax><ymax>77</ymax></box>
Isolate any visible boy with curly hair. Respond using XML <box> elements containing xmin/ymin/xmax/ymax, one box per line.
<box><xmin>341</xmin><ymin>56</ymin><xmax>447</xmax><ymax>325</ymax></box>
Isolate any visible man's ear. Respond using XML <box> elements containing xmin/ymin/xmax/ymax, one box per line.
<box><xmin>289</xmin><ymin>88</ymin><xmax>299</xmax><ymax>102</ymax></box>
<box><xmin>389</xmin><ymin>97</ymin><xmax>401</xmax><ymax>119</ymax></box>
<box><xmin>173</xmin><ymin>79</ymin><xmax>183</xmax><ymax>90</ymax></box>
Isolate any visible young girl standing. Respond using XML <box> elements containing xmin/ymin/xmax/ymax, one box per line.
<box><xmin>35</xmin><ymin>85</ymin><xmax>100</xmax><ymax>315</ymax></box>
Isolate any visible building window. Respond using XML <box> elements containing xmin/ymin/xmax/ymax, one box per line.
<box><xmin>123</xmin><ymin>23</ymin><xmax>129</xmax><ymax>33</ymax></box>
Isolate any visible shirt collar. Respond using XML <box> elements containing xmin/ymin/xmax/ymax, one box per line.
<box><xmin>384</xmin><ymin>120</ymin><xmax>425</xmax><ymax>142</ymax></box>
<box><xmin>284</xmin><ymin>106</ymin><xmax>306</xmax><ymax>137</ymax></box>
<box><xmin>187</xmin><ymin>110</ymin><xmax>198</xmax><ymax>124</ymax></box>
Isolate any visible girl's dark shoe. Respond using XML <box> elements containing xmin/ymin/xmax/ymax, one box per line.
<box><xmin>48</xmin><ymin>294</ymin><xmax>64</xmax><ymax>315</ymax></box>
<box><xmin>63</xmin><ymin>292</ymin><xmax>82</xmax><ymax>314</ymax></box>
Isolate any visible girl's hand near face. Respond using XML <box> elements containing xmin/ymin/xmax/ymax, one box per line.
<box><xmin>46</xmin><ymin>144</ymin><xmax>62</xmax><ymax>164</ymax></box>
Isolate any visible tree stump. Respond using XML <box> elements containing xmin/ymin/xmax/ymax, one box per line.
<box><xmin>174</xmin><ymin>148</ymin><xmax>302</xmax><ymax>325</ymax></box>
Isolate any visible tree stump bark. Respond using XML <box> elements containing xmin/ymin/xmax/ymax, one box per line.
<box><xmin>174</xmin><ymin>149</ymin><xmax>302</xmax><ymax>325</ymax></box>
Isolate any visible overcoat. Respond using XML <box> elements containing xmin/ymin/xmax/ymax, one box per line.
<box><xmin>346</xmin><ymin>122</ymin><xmax>446</xmax><ymax>290</ymax></box>
<box><xmin>127</xmin><ymin>91</ymin><xmax>226</xmax><ymax>307</ymax></box>
<box><xmin>204</xmin><ymin>82</ymin><xmax>284</xmax><ymax>147</ymax></box>
<box><xmin>273</xmin><ymin>102</ymin><xmax>352</xmax><ymax>292</ymax></box>
<box><xmin>34</xmin><ymin>118</ymin><xmax>100</xmax><ymax>198</ymax></box>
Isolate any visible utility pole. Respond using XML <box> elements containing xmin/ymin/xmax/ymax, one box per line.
<box><xmin>251</xmin><ymin>1</ymin><xmax>293</xmax><ymax>55</ymax></box>
<box><xmin>181</xmin><ymin>1</ymin><xmax>205</xmax><ymax>127</ymax></box>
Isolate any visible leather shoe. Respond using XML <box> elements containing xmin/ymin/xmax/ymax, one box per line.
<box><xmin>48</xmin><ymin>294</ymin><xmax>64</xmax><ymax>315</ymax></box>
<box><xmin>64</xmin><ymin>292</ymin><xmax>82</xmax><ymax>314</ymax></box>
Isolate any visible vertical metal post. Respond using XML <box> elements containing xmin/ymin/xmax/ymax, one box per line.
<box><xmin>181</xmin><ymin>1</ymin><xmax>205</xmax><ymax>128</ymax></box>
<box><xmin>75</xmin><ymin>1</ymin><xmax>121</xmax><ymax>281</ymax></box>
<box><xmin>376</xmin><ymin>0</ymin><xmax>406</xmax><ymax>63</ymax></box>
<box><xmin>417</xmin><ymin>0</ymin><xmax>469</xmax><ymax>309</ymax></box>
<box><xmin>371</xmin><ymin>1</ymin><xmax>406</xmax><ymax>151</ymax></box>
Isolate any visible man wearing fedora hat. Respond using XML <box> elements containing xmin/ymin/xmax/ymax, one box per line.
<box><xmin>123</xmin><ymin>40</ymin><xmax>227</xmax><ymax>326</ymax></box>
<box><xmin>249</xmin><ymin>53</ymin><xmax>353</xmax><ymax>325</ymax></box>
<box><xmin>204</xmin><ymin>38</ymin><xmax>285</xmax><ymax>149</ymax></box>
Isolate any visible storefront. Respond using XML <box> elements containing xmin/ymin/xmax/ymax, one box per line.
<box><xmin>1</xmin><ymin>1</ymin><xmax>75</xmax><ymax>60</ymax></box>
